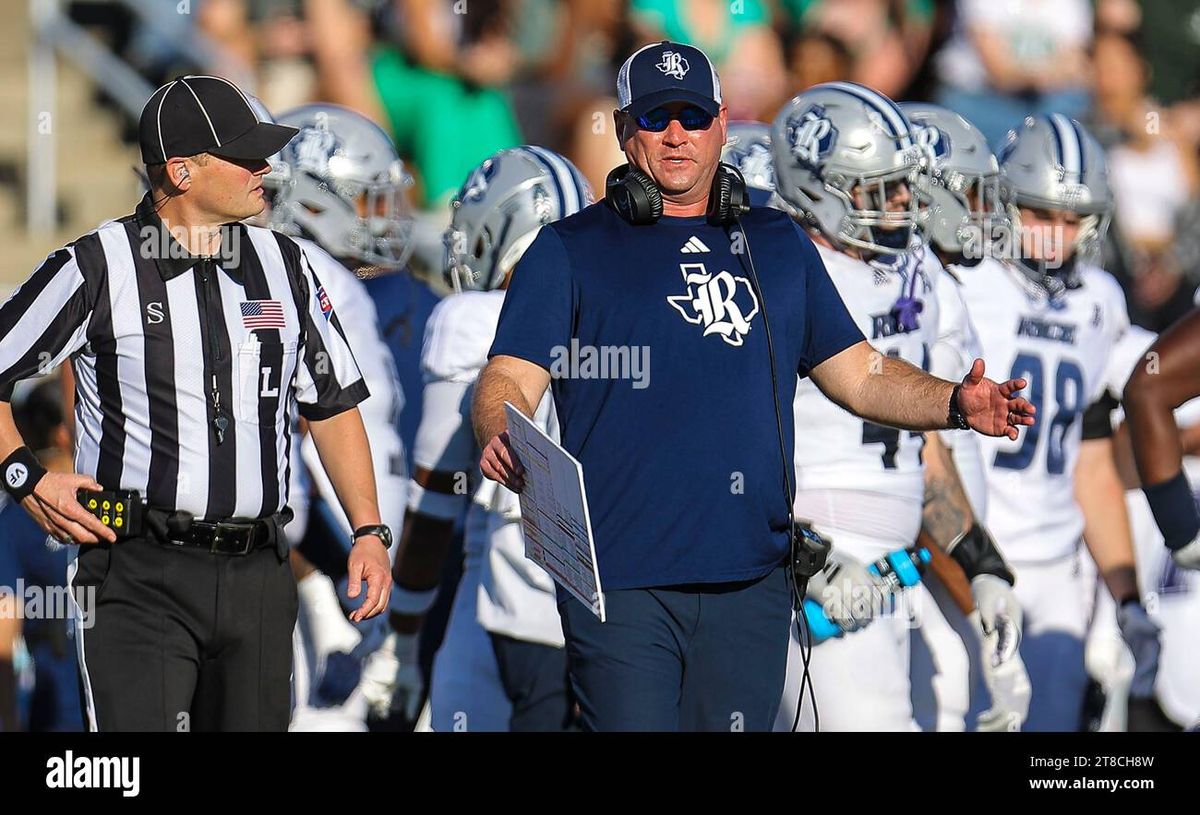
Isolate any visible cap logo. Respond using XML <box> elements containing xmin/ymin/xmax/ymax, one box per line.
<box><xmin>656</xmin><ymin>50</ymin><xmax>690</xmax><ymax>80</ymax></box>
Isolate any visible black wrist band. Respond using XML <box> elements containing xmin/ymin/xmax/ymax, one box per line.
<box><xmin>949</xmin><ymin>522</ymin><xmax>1015</xmax><ymax>584</ymax></box>
<box><xmin>2</xmin><ymin>447</ymin><xmax>48</xmax><ymax>502</ymax></box>
<box><xmin>947</xmin><ymin>384</ymin><xmax>970</xmax><ymax>430</ymax></box>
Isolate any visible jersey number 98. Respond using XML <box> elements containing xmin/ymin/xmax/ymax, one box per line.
<box><xmin>993</xmin><ymin>352</ymin><xmax>1083</xmax><ymax>474</ymax></box>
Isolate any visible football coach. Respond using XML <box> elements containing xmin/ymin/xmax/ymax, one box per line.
<box><xmin>0</xmin><ymin>75</ymin><xmax>392</xmax><ymax>731</ymax></box>
<box><xmin>472</xmin><ymin>43</ymin><xmax>1036</xmax><ymax>731</ymax></box>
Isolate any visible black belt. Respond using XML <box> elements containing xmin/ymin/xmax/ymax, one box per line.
<box><xmin>77</xmin><ymin>489</ymin><xmax>289</xmax><ymax>556</ymax></box>
<box><xmin>155</xmin><ymin>515</ymin><xmax>278</xmax><ymax>555</ymax></box>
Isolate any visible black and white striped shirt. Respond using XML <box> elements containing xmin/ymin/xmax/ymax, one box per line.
<box><xmin>0</xmin><ymin>194</ymin><xmax>367</xmax><ymax>521</ymax></box>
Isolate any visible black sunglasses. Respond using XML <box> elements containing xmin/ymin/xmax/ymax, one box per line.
<box><xmin>634</xmin><ymin>105</ymin><xmax>715</xmax><ymax>133</ymax></box>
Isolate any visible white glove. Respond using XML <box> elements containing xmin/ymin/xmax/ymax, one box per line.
<box><xmin>807</xmin><ymin>550</ymin><xmax>886</xmax><ymax>634</ymax></box>
<box><xmin>971</xmin><ymin>574</ymin><xmax>1031</xmax><ymax>732</ymax></box>
<box><xmin>359</xmin><ymin>631</ymin><xmax>424</xmax><ymax>721</ymax></box>
<box><xmin>1116</xmin><ymin>600</ymin><xmax>1162</xmax><ymax>700</ymax></box>
<box><xmin>1170</xmin><ymin>536</ymin><xmax>1200</xmax><ymax>571</ymax></box>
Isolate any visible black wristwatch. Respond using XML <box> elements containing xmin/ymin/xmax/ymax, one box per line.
<box><xmin>947</xmin><ymin>384</ymin><xmax>970</xmax><ymax>430</ymax></box>
<box><xmin>352</xmin><ymin>524</ymin><xmax>392</xmax><ymax>549</ymax></box>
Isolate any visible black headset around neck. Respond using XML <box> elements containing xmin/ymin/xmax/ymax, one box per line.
<box><xmin>604</xmin><ymin>162</ymin><xmax>750</xmax><ymax>226</ymax></box>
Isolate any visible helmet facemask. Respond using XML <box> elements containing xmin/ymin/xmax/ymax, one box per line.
<box><xmin>914</xmin><ymin>166</ymin><xmax>1007</xmax><ymax>265</ymax></box>
<box><xmin>346</xmin><ymin>164</ymin><xmax>416</xmax><ymax>270</ymax></box>
<box><xmin>829</xmin><ymin>166</ymin><xmax>922</xmax><ymax>256</ymax></box>
<box><xmin>1006</xmin><ymin>202</ymin><xmax>1111</xmax><ymax>295</ymax></box>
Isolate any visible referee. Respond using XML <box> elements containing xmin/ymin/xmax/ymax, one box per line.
<box><xmin>0</xmin><ymin>75</ymin><xmax>392</xmax><ymax>731</ymax></box>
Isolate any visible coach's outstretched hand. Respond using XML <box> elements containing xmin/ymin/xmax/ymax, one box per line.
<box><xmin>958</xmin><ymin>359</ymin><xmax>1037</xmax><ymax>440</ymax></box>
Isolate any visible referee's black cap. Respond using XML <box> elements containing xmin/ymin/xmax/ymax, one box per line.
<box><xmin>138</xmin><ymin>75</ymin><xmax>298</xmax><ymax>165</ymax></box>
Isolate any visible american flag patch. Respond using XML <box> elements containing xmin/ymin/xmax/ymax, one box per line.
<box><xmin>240</xmin><ymin>300</ymin><xmax>286</xmax><ymax>330</ymax></box>
<box><xmin>317</xmin><ymin>286</ymin><xmax>333</xmax><ymax>320</ymax></box>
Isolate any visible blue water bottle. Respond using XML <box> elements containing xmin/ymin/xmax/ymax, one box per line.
<box><xmin>803</xmin><ymin>546</ymin><xmax>932</xmax><ymax>643</ymax></box>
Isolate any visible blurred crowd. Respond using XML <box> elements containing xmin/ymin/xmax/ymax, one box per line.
<box><xmin>4</xmin><ymin>0</ymin><xmax>1200</xmax><ymax>730</ymax></box>
<box><xmin>57</xmin><ymin>0</ymin><xmax>1200</xmax><ymax>328</ymax></box>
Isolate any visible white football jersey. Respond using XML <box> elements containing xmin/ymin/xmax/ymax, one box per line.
<box><xmin>793</xmin><ymin>242</ymin><xmax>943</xmax><ymax>544</ymax></box>
<box><xmin>1104</xmin><ymin>323</ymin><xmax>1157</xmax><ymax>404</ymax></box>
<box><xmin>940</xmin><ymin>263</ymin><xmax>989</xmax><ymax>517</ymax></box>
<box><xmin>958</xmin><ymin>258</ymin><xmax>1132</xmax><ymax>563</ymax></box>
<box><xmin>931</xmin><ymin>263</ymin><xmax>983</xmax><ymax>381</ymax></box>
<box><xmin>295</xmin><ymin>238</ymin><xmax>404</xmax><ymax>430</ymax></box>
<box><xmin>412</xmin><ymin>290</ymin><xmax>506</xmax><ymax>512</ymax></box>
<box><xmin>293</xmin><ymin>238</ymin><xmax>407</xmax><ymax>541</ymax></box>
<box><xmin>414</xmin><ymin>289</ymin><xmax>562</xmax><ymax>647</ymax></box>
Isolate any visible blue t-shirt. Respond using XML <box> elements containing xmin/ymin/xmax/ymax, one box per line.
<box><xmin>490</xmin><ymin>202</ymin><xmax>864</xmax><ymax>589</ymax></box>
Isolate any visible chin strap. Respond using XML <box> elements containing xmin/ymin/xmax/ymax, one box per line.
<box><xmin>1013</xmin><ymin>254</ymin><xmax>1081</xmax><ymax>300</ymax></box>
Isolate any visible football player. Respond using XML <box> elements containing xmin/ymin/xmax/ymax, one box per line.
<box><xmin>955</xmin><ymin>114</ymin><xmax>1160</xmax><ymax>730</ymax></box>
<box><xmin>768</xmin><ymin>82</ymin><xmax>1026</xmax><ymax>731</ymax></box>
<box><xmin>260</xmin><ymin>102</ymin><xmax>416</xmax><ymax>730</ymax></box>
<box><xmin>901</xmin><ymin>102</ymin><xmax>1032</xmax><ymax>731</ymax></box>
<box><xmin>1123</xmin><ymin>301</ymin><xmax>1200</xmax><ymax>573</ymax></box>
<box><xmin>388</xmin><ymin>146</ymin><xmax>592</xmax><ymax>731</ymax></box>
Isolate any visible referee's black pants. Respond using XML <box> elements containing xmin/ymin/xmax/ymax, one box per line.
<box><xmin>69</xmin><ymin>535</ymin><xmax>298</xmax><ymax>732</ymax></box>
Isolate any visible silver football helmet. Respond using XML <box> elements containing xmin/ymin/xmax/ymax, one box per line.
<box><xmin>443</xmin><ymin>146</ymin><xmax>593</xmax><ymax>293</ymax></box>
<box><xmin>900</xmin><ymin>102</ymin><xmax>1005</xmax><ymax>262</ymax></box>
<box><xmin>266</xmin><ymin>103</ymin><xmax>415</xmax><ymax>270</ymax></box>
<box><xmin>771</xmin><ymin>81</ymin><xmax>924</xmax><ymax>256</ymax></box>
<box><xmin>722</xmin><ymin>121</ymin><xmax>776</xmax><ymax>192</ymax></box>
<box><xmin>998</xmin><ymin>114</ymin><xmax>1113</xmax><ymax>290</ymax></box>
<box><xmin>722</xmin><ymin>121</ymin><xmax>787</xmax><ymax>210</ymax></box>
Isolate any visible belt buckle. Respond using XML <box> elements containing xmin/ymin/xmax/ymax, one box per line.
<box><xmin>211</xmin><ymin>522</ymin><xmax>255</xmax><ymax>555</ymax></box>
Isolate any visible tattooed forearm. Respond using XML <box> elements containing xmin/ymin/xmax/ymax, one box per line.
<box><xmin>921</xmin><ymin>432</ymin><xmax>975</xmax><ymax>552</ymax></box>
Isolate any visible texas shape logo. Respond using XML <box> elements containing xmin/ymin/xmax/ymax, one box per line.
<box><xmin>666</xmin><ymin>262</ymin><xmax>759</xmax><ymax>347</ymax></box>
<box><xmin>656</xmin><ymin>50</ymin><xmax>689</xmax><ymax>80</ymax></box>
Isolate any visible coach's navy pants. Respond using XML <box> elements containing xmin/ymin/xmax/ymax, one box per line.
<box><xmin>557</xmin><ymin>565</ymin><xmax>792</xmax><ymax>732</ymax></box>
